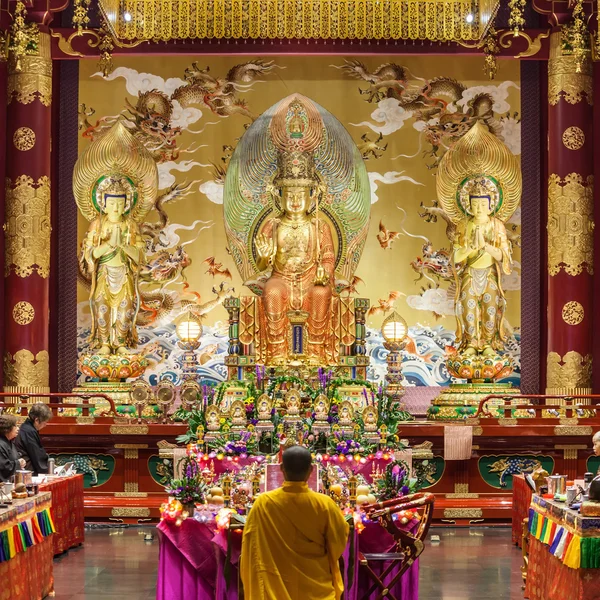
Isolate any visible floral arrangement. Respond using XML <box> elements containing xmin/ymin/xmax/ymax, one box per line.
<box><xmin>166</xmin><ymin>456</ymin><xmax>206</xmax><ymax>506</ymax></box>
<box><xmin>375</xmin><ymin>460</ymin><xmax>417</xmax><ymax>502</ymax></box>
<box><xmin>206</xmin><ymin>431</ymin><xmax>258</xmax><ymax>457</ymax></box>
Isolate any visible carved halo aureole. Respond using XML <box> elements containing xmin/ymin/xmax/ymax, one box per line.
<box><xmin>562</xmin><ymin>301</ymin><xmax>584</xmax><ymax>325</ymax></box>
<box><xmin>13</xmin><ymin>127</ymin><xmax>36</xmax><ymax>151</ymax></box>
<box><xmin>12</xmin><ymin>301</ymin><xmax>35</xmax><ymax>325</ymax></box>
<box><xmin>562</xmin><ymin>127</ymin><xmax>585</xmax><ymax>150</ymax></box>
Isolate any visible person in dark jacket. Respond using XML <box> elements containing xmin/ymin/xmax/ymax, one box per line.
<box><xmin>0</xmin><ymin>414</ymin><xmax>25</xmax><ymax>482</ymax></box>
<box><xmin>15</xmin><ymin>403</ymin><xmax>52</xmax><ymax>475</ymax></box>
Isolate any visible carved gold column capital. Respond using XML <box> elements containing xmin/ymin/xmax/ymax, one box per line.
<box><xmin>7</xmin><ymin>30</ymin><xmax>52</xmax><ymax>106</ymax></box>
<box><xmin>548</xmin><ymin>30</ymin><xmax>593</xmax><ymax>106</ymax></box>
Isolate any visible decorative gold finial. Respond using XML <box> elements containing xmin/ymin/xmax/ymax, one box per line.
<box><xmin>508</xmin><ymin>0</ymin><xmax>526</xmax><ymax>37</ymax></box>
<box><xmin>482</xmin><ymin>27</ymin><xmax>499</xmax><ymax>80</ymax></box>
<box><xmin>98</xmin><ymin>21</ymin><xmax>115</xmax><ymax>77</ymax></box>
<box><xmin>72</xmin><ymin>0</ymin><xmax>91</xmax><ymax>35</ymax></box>
<box><xmin>6</xmin><ymin>1</ymin><xmax>39</xmax><ymax>72</ymax></box>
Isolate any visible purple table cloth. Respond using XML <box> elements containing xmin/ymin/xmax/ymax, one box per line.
<box><xmin>157</xmin><ymin>518</ymin><xmax>419</xmax><ymax>600</ymax></box>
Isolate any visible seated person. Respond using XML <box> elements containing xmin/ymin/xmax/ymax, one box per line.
<box><xmin>15</xmin><ymin>403</ymin><xmax>52</xmax><ymax>475</ymax></box>
<box><xmin>0</xmin><ymin>414</ymin><xmax>25</xmax><ymax>482</ymax></box>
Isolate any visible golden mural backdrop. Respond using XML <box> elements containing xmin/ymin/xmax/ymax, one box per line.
<box><xmin>77</xmin><ymin>55</ymin><xmax>521</xmax><ymax>387</ymax></box>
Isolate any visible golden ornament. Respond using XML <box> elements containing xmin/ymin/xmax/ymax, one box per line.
<box><xmin>547</xmin><ymin>173</ymin><xmax>594</xmax><ymax>276</ymax></box>
<box><xmin>561</xmin><ymin>301</ymin><xmax>584</xmax><ymax>325</ymax></box>
<box><xmin>4</xmin><ymin>175</ymin><xmax>51</xmax><ymax>278</ymax></box>
<box><xmin>13</xmin><ymin>127</ymin><xmax>36</xmax><ymax>151</ymax></box>
<box><xmin>562</xmin><ymin>126</ymin><xmax>585</xmax><ymax>150</ymax></box>
<box><xmin>12</xmin><ymin>301</ymin><xmax>35</xmax><ymax>325</ymax></box>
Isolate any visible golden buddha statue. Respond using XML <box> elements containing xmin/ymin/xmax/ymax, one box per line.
<box><xmin>73</xmin><ymin>122</ymin><xmax>158</xmax><ymax>357</ymax></box>
<box><xmin>453</xmin><ymin>177</ymin><xmax>513</xmax><ymax>356</ymax></box>
<box><xmin>255</xmin><ymin>150</ymin><xmax>335</xmax><ymax>362</ymax></box>
<box><xmin>223</xmin><ymin>93</ymin><xmax>371</xmax><ymax>371</ymax></box>
<box><xmin>435</xmin><ymin>120</ymin><xmax>521</xmax><ymax>382</ymax></box>
<box><xmin>80</xmin><ymin>176</ymin><xmax>145</xmax><ymax>354</ymax></box>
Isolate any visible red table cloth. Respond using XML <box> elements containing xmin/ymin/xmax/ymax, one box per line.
<box><xmin>512</xmin><ymin>474</ymin><xmax>533</xmax><ymax>547</ymax></box>
<box><xmin>0</xmin><ymin>494</ymin><xmax>54</xmax><ymax>600</ymax></box>
<box><xmin>39</xmin><ymin>474</ymin><xmax>85</xmax><ymax>555</ymax></box>
<box><xmin>525</xmin><ymin>536</ymin><xmax>600</xmax><ymax>600</ymax></box>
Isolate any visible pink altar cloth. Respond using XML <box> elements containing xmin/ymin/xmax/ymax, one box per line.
<box><xmin>156</xmin><ymin>518</ymin><xmax>419</xmax><ymax>600</ymax></box>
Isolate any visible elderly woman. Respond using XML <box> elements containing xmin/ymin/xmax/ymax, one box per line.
<box><xmin>0</xmin><ymin>414</ymin><xmax>25</xmax><ymax>482</ymax></box>
<box><xmin>15</xmin><ymin>403</ymin><xmax>52</xmax><ymax>476</ymax></box>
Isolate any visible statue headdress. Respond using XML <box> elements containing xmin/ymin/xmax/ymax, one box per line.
<box><xmin>436</xmin><ymin>120</ymin><xmax>521</xmax><ymax>225</ymax></box>
<box><xmin>73</xmin><ymin>121</ymin><xmax>158</xmax><ymax>222</ymax></box>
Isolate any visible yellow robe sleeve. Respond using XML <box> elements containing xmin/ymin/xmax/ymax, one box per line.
<box><xmin>324</xmin><ymin>497</ymin><xmax>350</xmax><ymax>600</ymax></box>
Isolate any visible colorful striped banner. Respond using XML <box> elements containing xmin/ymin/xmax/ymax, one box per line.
<box><xmin>0</xmin><ymin>509</ymin><xmax>55</xmax><ymax>564</ymax></box>
<box><xmin>529</xmin><ymin>507</ymin><xmax>600</xmax><ymax>570</ymax></box>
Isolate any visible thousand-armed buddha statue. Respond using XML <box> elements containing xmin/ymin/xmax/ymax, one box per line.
<box><xmin>223</xmin><ymin>93</ymin><xmax>371</xmax><ymax>372</ymax></box>
<box><xmin>255</xmin><ymin>149</ymin><xmax>335</xmax><ymax>363</ymax></box>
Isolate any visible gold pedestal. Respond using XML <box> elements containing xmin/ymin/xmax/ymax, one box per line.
<box><xmin>428</xmin><ymin>382</ymin><xmax>520</xmax><ymax>420</ymax></box>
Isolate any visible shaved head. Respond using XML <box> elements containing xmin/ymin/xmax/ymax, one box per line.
<box><xmin>281</xmin><ymin>446</ymin><xmax>313</xmax><ymax>482</ymax></box>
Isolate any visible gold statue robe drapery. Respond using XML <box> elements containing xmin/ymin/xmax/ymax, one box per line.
<box><xmin>80</xmin><ymin>216</ymin><xmax>142</xmax><ymax>350</ymax></box>
<box><xmin>240</xmin><ymin>481</ymin><xmax>349</xmax><ymax>600</ymax></box>
<box><xmin>261</xmin><ymin>217</ymin><xmax>336</xmax><ymax>362</ymax></box>
<box><xmin>453</xmin><ymin>216</ymin><xmax>512</xmax><ymax>353</ymax></box>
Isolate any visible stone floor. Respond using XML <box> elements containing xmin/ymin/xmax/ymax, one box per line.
<box><xmin>51</xmin><ymin>526</ymin><xmax>525</xmax><ymax>599</ymax></box>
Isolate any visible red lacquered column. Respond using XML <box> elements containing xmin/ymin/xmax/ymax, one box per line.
<box><xmin>546</xmin><ymin>30</ymin><xmax>594</xmax><ymax>398</ymax></box>
<box><xmin>3</xmin><ymin>30</ymin><xmax>52</xmax><ymax>398</ymax></box>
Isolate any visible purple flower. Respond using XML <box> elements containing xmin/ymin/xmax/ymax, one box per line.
<box><xmin>401</xmin><ymin>485</ymin><xmax>409</xmax><ymax>496</ymax></box>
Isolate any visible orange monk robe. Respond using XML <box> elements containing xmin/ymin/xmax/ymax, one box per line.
<box><xmin>240</xmin><ymin>481</ymin><xmax>350</xmax><ymax>600</ymax></box>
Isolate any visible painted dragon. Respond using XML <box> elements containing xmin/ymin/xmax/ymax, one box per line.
<box><xmin>337</xmin><ymin>59</ymin><xmax>504</xmax><ymax>167</ymax></box>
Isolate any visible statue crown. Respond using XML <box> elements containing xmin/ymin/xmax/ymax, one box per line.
<box><xmin>94</xmin><ymin>175</ymin><xmax>136</xmax><ymax>214</ymax></box>
<box><xmin>274</xmin><ymin>150</ymin><xmax>317</xmax><ymax>188</ymax></box>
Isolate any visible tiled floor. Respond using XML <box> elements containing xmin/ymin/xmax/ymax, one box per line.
<box><xmin>51</xmin><ymin>526</ymin><xmax>525</xmax><ymax>599</ymax></box>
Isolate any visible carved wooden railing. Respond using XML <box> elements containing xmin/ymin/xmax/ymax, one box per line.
<box><xmin>0</xmin><ymin>392</ymin><xmax>116</xmax><ymax>417</ymax></box>
<box><xmin>473</xmin><ymin>394</ymin><xmax>600</xmax><ymax>419</ymax></box>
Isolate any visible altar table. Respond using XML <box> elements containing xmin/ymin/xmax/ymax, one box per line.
<box><xmin>157</xmin><ymin>517</ymin><xmax>419</xmax><ymax>600</ymax></box>
<box><xmin>0</xmin><ymin>493</ymin><xmax>55</xmax><ymax>600</ymax></box>
<box><xmin>512</xmin><ymin>474</ymin><xmax>533</xmax><ymax>547</ymax></box>
<box><xmin>39</xmin><ymin>474</ymin><xmax>85</xmax><ymax>555</ymax></box>
<box><xmin>525</xmin><ymin>495</ymin><xmax>600</xmax><ymax>600</ymax></box>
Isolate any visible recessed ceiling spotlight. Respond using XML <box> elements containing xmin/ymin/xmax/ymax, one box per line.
<box><xmin>124</xmin><ymin>11</ymin><xmax>132</xmax><ymax>22</ymax></box>
<box><xmin>465</xmin><ymin>13</ymin><xmax>474</xmax><ymax>23</ymax></box>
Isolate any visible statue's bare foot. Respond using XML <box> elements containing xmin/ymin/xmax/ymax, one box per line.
<box><xmin>116</xmin><ymin>346</ymin><xmax>129</xmax><ymax>355</ymax></box>
<box><xmin>463</xmin><ymin>345</ymin><xmax>478</xmax><ymax>356</ymax></box>
<box><xmin>482</xmin><ymin>345</ymin><xmax>495</xmax><ymax>357</ymax></box>
<box><xmin>97</xmin><ymin>344</ymin><xmax>111</xmax><ymax>355</ymax></box>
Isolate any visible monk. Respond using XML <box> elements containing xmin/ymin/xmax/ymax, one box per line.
<box><xmin>240</xmin><ymin>446</ymin><xmax>350</xmax><ymax>599</ymax></box>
